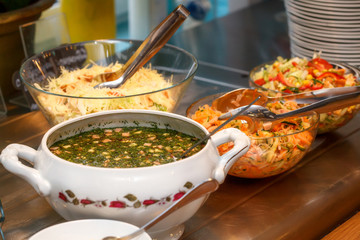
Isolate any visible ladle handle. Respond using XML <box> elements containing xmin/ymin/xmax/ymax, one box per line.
<box><xmin>278</xmin><ymin>91</ymin><xmax>360</xmax><ymax>119</ymax></box>
<box><xmin>103</xmin><ymin>179</ymin><xmax>219</xmax><ymax>240</ymax></box>
<box><xmin>140</xmin><ymin>179</ymin><xmax>218</xmax><ymax>231</ymax></box>
<box><xmin>104</xmin><ymin>5</ymin><xmax>189</xmax><ymax>85</ymax></box>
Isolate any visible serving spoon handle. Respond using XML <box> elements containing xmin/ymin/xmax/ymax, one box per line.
<box><xmin>179</xmin><ymin>96</ymin><xmax>260</xmax><ymax>159</ymax></box>
<box><xmin>94</xmin><ymin>5</ymin><xmax>189</xmax><ymax>89</ymax></box>
<box><xmin>277</xmin><ymin>90</ymin><xmax>360</xmax><ymax>119</ymax></box>
<box><xmin>219</xmin><ymin>90</ymin><xmax>360</xmax><ymax>126</ymax></box>
<box><xmin>212</xmin><ymin>86</ymin><xmax>360</xmax><ymax>113</ymax></box>
<box><xmin>102</xmin><ymin>178</ymin><xmax>219</xmax><ymax>240</ymax></box>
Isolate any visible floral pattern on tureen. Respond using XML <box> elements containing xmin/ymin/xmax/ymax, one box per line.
<box><xmin>58</xmin><ymin>181</ymin><xmax>194</xmax><ymax>208</ymax></box>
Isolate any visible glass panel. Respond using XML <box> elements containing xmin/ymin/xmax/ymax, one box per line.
<box><xmin>11</xmin><ymin>12</ymin><xmax>71</xmax><ymax>110</ymax></box>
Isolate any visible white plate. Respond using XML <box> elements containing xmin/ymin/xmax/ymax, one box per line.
<box><xmin>290</xmin><ymin>46</ymin><xmax>360</xmax><ymax>66</ymax></box>
<box><xmin>289</xmin><ymin>28</ymin><xmax>360</xmax><ymax>44</ymax></box>
<box><xmin>287</xmin><ymin>11</ymin><xmax>360</xmax><ymax>28</ymax></box>
<box><xmin>287</xmin><ymin>3</ymin><xmax>360</xmax><ymax>21</ymax></box>
<box><xmin>289</xmin><ymin>19</ymin><xmax>360</xmax><ymax>36</ymax></box>
<box><xmin>290</xmin><ymin>37</ymin><xmax>360</xmax><ymax>53</ymax></box>
<box><xmin>290</xmin><ymin>23</ymin><xmax>360</xmax><ymax>39</ymax></box>
<box><xmin>286</xmin><ymin>3</ymin><xmax>360</xmax><ymax>22</ymax></box>
<box><xmin>290</xmin><ymin>31</ymin><xmax>360</xmax><ymax>48</ymax></box>
<box><xmin>29</xmin><ymin>219</ymin><xmax>152</xmax><ymax>240</ymax></box>
<box><xmin>292</xmin><ymin>1</ymin><xmax>360</xmax><ymax>12</ymax></box>
<box><xmin>291</xmin><ymin>43</ymin><xmax>360</xmax><ymax>60</ymax></box>
<box><xmin>290</xmin><ymin>40</ymin><xmax>360</xmax><ymax>54</ymax></box>
<box><xmin>287</xmin><ymin>4</ymin><xmax>360</xmax><ymax>24</ymax></box>
<box><xmin>296</xmin><ymin>0</ymin><xmax>360</xmax><ymax>7</ymax></box>
<box><xmin>290</xmin><ymin>46</ymin><xmax>313</xmax><ymax>59</ymax></box>
<box><xmin>290</xmin><ymin>1</ymin><xmax>360</xmax><ymax>15</ymax></box>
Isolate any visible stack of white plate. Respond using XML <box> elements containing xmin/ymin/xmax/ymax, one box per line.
<box><xmin>284</xmin><ymin>0</ymin><xmax>360</xmax><ymax>66</ymax></box>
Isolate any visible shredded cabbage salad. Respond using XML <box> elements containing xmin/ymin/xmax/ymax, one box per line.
<box><xmin>34</xmin><ymin>63</ymin><xmax>175</xmax><ymax>124</ymax></box>
<box><xmin>252</xmin><ymin>56</ymin><xmax>360</xmax><ymax>133</ymax></box>
<box><xmin>191</xmin><ymin>100</ymin><xmax>317</xmax><ymax>178</ymax></box>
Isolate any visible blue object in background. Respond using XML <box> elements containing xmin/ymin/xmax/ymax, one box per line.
<box><xmin>169</xmin><ymin>0</ymin><xmax>229</xmax><ymax>22</ymax></box>
<box><xmin>185</xmin><ymin>0</ymin><xmax>210</xmax><ymax>21</ymax></box>
<box><xmin>116</xmin><ymin>0</ymin><xmax>230</xmax><ymax>39</ymax></box>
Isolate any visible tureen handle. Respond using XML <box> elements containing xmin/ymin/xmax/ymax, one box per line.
<box><xmin>211</xmin><ymin>128</ymin><xmax>250</xmax><ymax>183</ymax></box>
<box><xmin>0</xmin><ymin>144</ymin><xmax>51</xmax><ymax>196</ymax></box>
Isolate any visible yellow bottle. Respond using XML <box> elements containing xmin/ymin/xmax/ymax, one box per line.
<box><xmin>61</xmin><ymin>0</ymin><xmax>116</xmax><ymax>43</ymax></box>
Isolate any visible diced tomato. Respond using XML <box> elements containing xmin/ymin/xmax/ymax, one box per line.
<box><xmin>307</xmin><ymin>58</ymin><xmax>333</xmax><ymax>71</ymax></box>
<box><xmin>283</xmin><ymin>89</ymin><xmax>293</xmax><ymax>94</ymax></box>
<box><xmin>299</xmin><ymin>83</ymin><xmax>311</xmax><ymax>90</ymax></box>
<box><xmin>334</xmin><ymin>68</ymin><xmax>345</xmax><ymax>76</ymax></box>
<box><xmin>254</xmin><ymin>78</ymin><xmax>266</xmax><ymax>86</ymax></box>
<box><xmin>292</xmin><ymin>61</ymin><xmax>297</xmax><ymax>67</ymax></box>
<box><xmin>306</xmin><ymin>67</ymin><xmax>316</xmax><ymax>77</ymax></box>
<box><xmin>334</xmin><ymin>78</ymin><xmax>346</xmax><ymax>87</ymax></box>
<box><xmin>275</xmin><ymin>72</ymin><xmax>297</xmax><ymax>88</ymax></box>
<box><xmin>276</xmin><ymin>72</ymin><xmax>288</xmax><ymax>86</ymax></box>
<box><xmin>310</xmin><ymin>82</ymin><xmax>324</xmax><ymax>90</ymax></box>
<box><xmin>268</xmin><ymin>76</ymin><xmax>275</xmax><ymax>81</ymax></box>
<box><xmin>317</xmin><ymin>72</ymin><xmax>345</xmax><ymax>87</ymax></box>
<box><xmin>317</xmin><ymin>72</ymin><xmax>344</xmax><ymax>81</ymax></box>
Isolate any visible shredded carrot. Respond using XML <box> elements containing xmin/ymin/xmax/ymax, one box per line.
<box><xmin>191</xmin><ymin>100</ymin><xmax>317</xmax><ymax>178</ymax></box>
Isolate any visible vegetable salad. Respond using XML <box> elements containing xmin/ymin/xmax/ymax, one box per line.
<box><xmin>191</xmin><ymin>100</ymin><xmax>318</xmax><ymax>178</ymax></box>
<box><xmin>251</xmin><ymin>56</ymin><xmax>360</xmax><ymax>133</ymax></box>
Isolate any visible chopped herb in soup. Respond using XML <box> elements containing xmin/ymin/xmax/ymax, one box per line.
<box><xmin>49</xmin><ymin>127</ymin><xmax>204</xmax><ymax>168</ymax></box>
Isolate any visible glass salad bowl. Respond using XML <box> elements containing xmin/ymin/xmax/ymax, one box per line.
<box><xmin>186</xmin><ymin>93</ymin><xmax>319</xmax><ymax>178</ymax></box>
<box><xmin>249</xmin><ymin>56</ymin><xmax>360</xmax><ymax>134</ymax></box>
<box><xmin>20</xmin><ymin>39</ymin><xmax>198</xmax><ymax>126</ymax></box>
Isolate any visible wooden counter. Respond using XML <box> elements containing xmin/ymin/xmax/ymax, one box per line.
<box><xmin>323</xmin><ymin>211</ymin><xmax>360</xmax><ymax>240</ymax></box>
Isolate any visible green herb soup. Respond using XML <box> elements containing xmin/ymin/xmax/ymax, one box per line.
<box><xmin>49</xmin><ymin>127</ymin><xmax>205</xmax><ymax>168</ymax></box>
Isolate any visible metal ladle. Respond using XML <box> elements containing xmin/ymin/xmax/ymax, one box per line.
<box><xmin>94</xmin><ymin>5</ymin><xmax>189</xmax><ymax>89</ymax></box>
<box><xmin>102</xmin><ymin>178</ymin><xmax>219</xmax><ymax>240</ymax></box>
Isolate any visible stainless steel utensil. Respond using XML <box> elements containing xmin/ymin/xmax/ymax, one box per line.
<box><xmin>94</xmin><ymin>5</ymin><xmax>189</xmax><ymax>89</ymax></box>
<box><xmin>179</xmin><ymin>96</ymin><xmax>261</xmax><ymax>159</ymax></box>
<box><xmin>219</xmin><ymin>90</ymin><xmax>360</xmax><ymax>126</ymax></box>
<box><xmin>102</xmin><ymin>178</ymin><xmax>219</xmax><ymax>240</ymax></box>
<box><xmin>212</xmin><ymin>86</ymin><xmax>360</xmax><ymax>113</ymax></box>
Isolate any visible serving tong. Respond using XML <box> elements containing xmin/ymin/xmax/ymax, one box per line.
<box><xmin>213</xmin><ymin>86</ymin><xmax>360</xmax><ymax>113</ymax></box>
<box><xmin>94</xmin><ymin>5</ymin><xmax>189</xmax><ymax>89</ymax></box>
<box><xmin>214</xmin><ymin>87</ymin><xmax>360</xmax><ymax>131</ymax></box>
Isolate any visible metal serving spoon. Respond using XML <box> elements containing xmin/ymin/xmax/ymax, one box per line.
<box><xmin>212</xmin><ymin>86</ymin><xmax>360</xmax><ymax>113</ymax></box>
<box><xmin>102</xmin><ymin>178</ymin><xmax>219</xmax><ymax>240</ymax></box>
<box><xmin>178</xmin><ymin>96</ymin><xmax>261</xmax><ymax>159</ymax></box>
<box><xmin>218</xmin><ymin>90</ymin><xmax>360</xmax><ymax>128</ymax></box>
<box><xmin>94</xmin><ymin>5</ymin><xmax>189</xmax><ymax>89</ymax></box>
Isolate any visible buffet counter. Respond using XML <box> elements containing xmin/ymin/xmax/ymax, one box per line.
<box><xmin>1</xmin><ymin>0</ymin><xmax>360</xmax><ymax>239</ymax></box>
